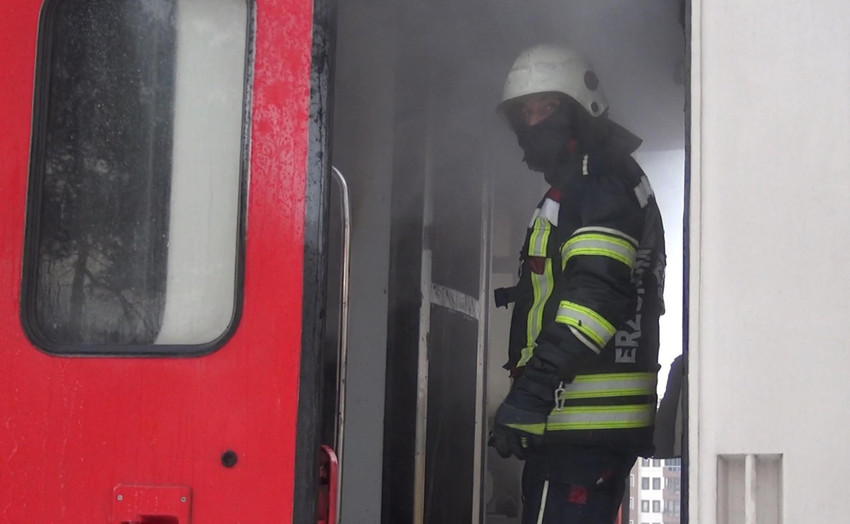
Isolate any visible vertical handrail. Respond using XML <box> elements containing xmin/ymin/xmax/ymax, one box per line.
<box><xmin>330</xmin><ymin>167</ymin><xmax>351</xmax><ymax>524</ymax></box>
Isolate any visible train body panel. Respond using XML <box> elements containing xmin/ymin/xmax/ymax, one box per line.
<box><xmin>0</xmin><ymin>0</ymin><xmax>316</xmax><ymax>522</ymax></box>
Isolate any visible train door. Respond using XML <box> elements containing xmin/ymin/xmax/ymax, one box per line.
<box><xmin>0</xmin><ymin>0</ymin><xmax>331</xmax><ymax>522</ymax></box>
<box><xmin>330</xmin><ymin>0</ymin><xmax>686</xmax><ymax>523</ymax></box>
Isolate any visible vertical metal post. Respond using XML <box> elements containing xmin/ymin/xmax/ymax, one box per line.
<box><xmin>413</xmin><ymin>165</ymin><xmax>433</xmax><ymax>524</ymax></box>
<box><xmin>472</xmin><ymin>169</ymin><xmax>493</xmax><ymax>523</ymax></box>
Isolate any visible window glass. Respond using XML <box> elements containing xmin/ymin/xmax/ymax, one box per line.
<box><xmin>24</xmin><ymin>0</ymin><xmax>249</xmax><ymax>354</ymax></box>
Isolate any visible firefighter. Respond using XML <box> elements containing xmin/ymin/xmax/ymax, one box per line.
<box><xmin>489</xmin><ymin>44</ymin><xmax>666</xmax><ymax>523</ymax></box>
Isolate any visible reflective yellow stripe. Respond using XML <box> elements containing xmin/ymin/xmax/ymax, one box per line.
<box><xmin>519</xmin><ymin>259</ymin><xmax>553</xmax><ymax>367</ymax></box>
<box><xmin>572</xmin><ymin>226</ymin><xmax>638</xmax><ymax>246</ymax></box>
<box><xmin>518</xmin><ymin>346</ymin><xmax>535</xmax><ymax>368</ymax></box>
<box><xmin>561</xmin><ymin>233</ymin><xmax>636</xmax><ymax>270</ymax></box>
<box><xmin>558</xmin><ymin>373</ymin><xmax>657</xmax><ymax>400</ymax></box>
<box><xmin>505</xmin><ymin>422</ymin><xmax>546</xmax><ymax>436</ymax></box>
<box><xmin>547</xmin><ymin>403</ymin><xmax>655</xmax><ymax>430</ymax></box>
<box><xmin>528</xmin><ymin>262</ymin><xmax>552</xmax><ymax>344</ymax></box>
<box><xmin>555</xmin><ymin>301</ymin><xmax>615</xmax><ymax>349</ymax></box>
<box><xmin>528</xmin><ymin>217</ymin><xmax>550</xmax><ymax>257</ymax></box>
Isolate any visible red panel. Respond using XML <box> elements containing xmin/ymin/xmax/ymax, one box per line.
<box><xmin>0</xmin><ymin>0</ymin><xmax>315</xmax><ymax>522</ymax></box>
<box><xmin>112</xmin><ymin>485</ymin><xmax>192</xmax><ymax>524</ymax></box>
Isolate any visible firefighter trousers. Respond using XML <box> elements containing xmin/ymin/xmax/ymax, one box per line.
<box><xmin>521</xmin><ymin>445</ymin><xmax>636</xmax><ymax>524</ymax></box>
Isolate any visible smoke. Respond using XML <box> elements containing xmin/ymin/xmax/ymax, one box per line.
<box><xmin>330</xmin><ymin>0</ymin><xmax>686</xmax><ymax>519</ymax></box>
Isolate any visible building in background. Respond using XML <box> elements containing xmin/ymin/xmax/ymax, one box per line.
<box><xmin>632</xmin><ymin>458</ymin><xmax>681</xmax><ymax>524</ymax></box>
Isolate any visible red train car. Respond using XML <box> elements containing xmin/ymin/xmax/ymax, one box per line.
<box><xmin>0</xmin><ymin>0</ymin><xmax>333</xmax><ymax>522</ymax></box>
<box><xmin>1</xmin><ymin>0</ymin><xmax>689</xmax><ymax>522</ymax></box>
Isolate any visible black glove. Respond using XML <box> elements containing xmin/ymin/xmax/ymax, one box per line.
<box><xmin>523</xmin><ymin>329</ymin><xmax>598</xmax><ymax>387</ymax></box>
<box><xmin>490</xmin><ymin>331</ymin><xmax>599</xmax><ymax>459</ymax></box>
<box><xmin>489</xmin><ymin>377</ymin><xmax>554</xmax><ymax>460</ymax></box>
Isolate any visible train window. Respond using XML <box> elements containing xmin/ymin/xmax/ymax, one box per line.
<box><xmin>22</xmin><ymin>0</ymin><xmax>250</xmax><ymax>355</ymax></box>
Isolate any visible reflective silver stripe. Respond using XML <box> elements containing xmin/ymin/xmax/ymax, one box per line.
<box><xmin>571</xmin><ymin>226</ymin><xmax>638</xmax><ymax>247</ymax></box>
<box><xmin>520</xmin><ymin>259</ymin><xmax>554</xmax><ymax>366</ymax></box>
<box><xmin>539</xmin><ymin>198</ymin><xmax>560</xmax><ymax>226</ymax></box>
<box><xmin>568</xmin><ymin>325</ymin><xmax>600</xmax><ymax>354</ymax></box>
<box><xmin>527</xmin><ymin>217</ymin><xmax>550</xmax><ymax>257</ymax></box>
<box><xmin>558</xmin><ymin>373</ymin><xmax>657</xmax><ymax>400</ymax></box>
<box><xmin>556</xmin><ymin>300</ymin><xmax>615</xmax><ymax>350</ymax></box>
<box><xmin>633</xmin><ymin>175</ymin><xmax>654</xmax><ymax>208</ymax></box>
<box><xmin>547</xmin><ymin>403</ymin><xmax>655</xmax><ymax>430</ymax></box>
<box><xmin>561</xmin><ymin>233</ymin><xmax>637</xmax><ymax>270</ymax></box>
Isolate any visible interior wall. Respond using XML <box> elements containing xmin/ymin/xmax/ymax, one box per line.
<box><xmin>331</xmin><ymin>1</ymin><xmax>399</xmax><ymax>521</ymax></box>
<box><xmin>692</xmin><ymin>0</ymin><xmax>850</xmax><ymax>522</ymax></box>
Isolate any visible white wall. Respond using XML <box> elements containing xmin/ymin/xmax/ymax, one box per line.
<box><xmin>692</xmin><ymin>0</ymin><xmax>850</xmax><ymax>522</ymax></box>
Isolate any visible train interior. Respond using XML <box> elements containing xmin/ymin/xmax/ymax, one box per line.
<box><xmin>324</xmin><ymin>0</ymin><xmax>687</xmax><ymax>522</ymax></box>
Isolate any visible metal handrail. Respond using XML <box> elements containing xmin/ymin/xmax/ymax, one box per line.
<box><xmin>330</xmin><ymin>167</ymin><xmax>351</xmax><ymax>524</ymax></box>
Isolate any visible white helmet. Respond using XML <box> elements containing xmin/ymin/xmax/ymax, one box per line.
<box><xmin>498</xmin><ymin>44</ymin><xmax>608</xmax><ymax>119</ymax></box>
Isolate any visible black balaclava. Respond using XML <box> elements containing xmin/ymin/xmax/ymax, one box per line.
<box><xmin>513</xmin><ymin>101</ymin><xmax>577</xmax><ymax>174</ymax></box>
<box><xmin>513</xmin><ymin>98</ymin><xmax>610</xmax><ymax>187</ymax></box>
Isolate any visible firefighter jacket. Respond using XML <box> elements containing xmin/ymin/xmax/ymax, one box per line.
<box><xmin>497</xmin><ymin>127</ymin><xmax>666</xmax><ymax>457</ymax></box>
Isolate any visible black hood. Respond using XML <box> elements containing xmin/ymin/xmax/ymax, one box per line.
<box><xmin>541</xmin><ymin>118</ymin><xmax>643</xmax><ymax>187</ymax></box>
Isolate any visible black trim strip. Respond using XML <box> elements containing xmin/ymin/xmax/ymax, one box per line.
<box><xmin>681</xmin><ymin>0</ymin><xmax>692</xmax><ymax>521</ymax></box>
<box><xmin>293</xmin><ymin>0</ymin><xmax>337</xmax><ymax>522</ymax></box>
<box><xmin>560</xmin><ymin>394</ymin><xmax>657</xmax><ymax>407</ymax></box>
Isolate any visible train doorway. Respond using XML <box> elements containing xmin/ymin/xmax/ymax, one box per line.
<box><xmin>327</xmin><ymin>1</ymin><xmax>687</xmax><ymax>522</ymax></box>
